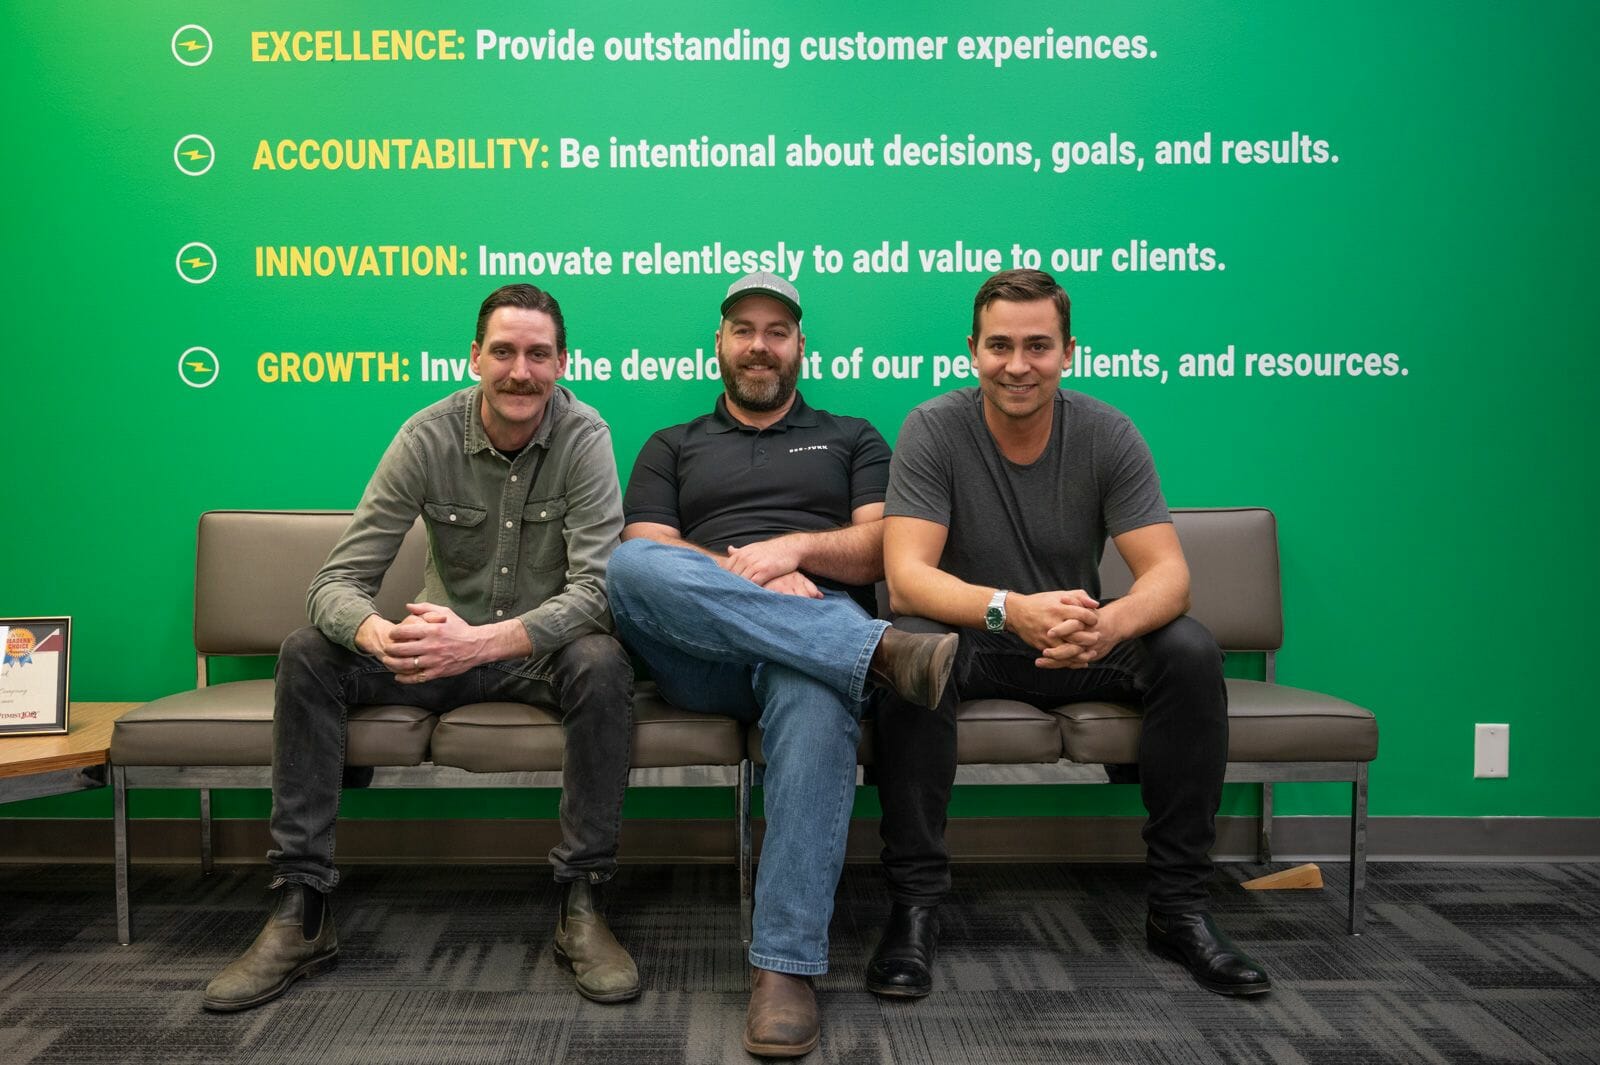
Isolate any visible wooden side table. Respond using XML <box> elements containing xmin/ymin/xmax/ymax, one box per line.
<box><xmin>0</xmin><ymin>702</ymin><xmax>137</xmax><ymax>804</ymax></box>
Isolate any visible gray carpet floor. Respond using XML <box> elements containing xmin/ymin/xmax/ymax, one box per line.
<box><xmin>2</xmin><ymin>860</ymin><xmax>1597</xmax><ymax>1063</ymax></box>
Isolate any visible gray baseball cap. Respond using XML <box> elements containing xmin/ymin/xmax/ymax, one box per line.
<box><xmin>721</xmin><ymin>271</ymin><xmax>802</xmax><ymax>322</ymax></box>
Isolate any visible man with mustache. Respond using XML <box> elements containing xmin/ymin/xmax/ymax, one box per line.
<box><xmin>204</xmin><ymin>284</ymin><xmax>639</xmax><ymax>1011</ymax></box>
<box><xmin>606</xmin><ymin>272</ymin><xmax>957</xmax><ymax>1057</ymax></box>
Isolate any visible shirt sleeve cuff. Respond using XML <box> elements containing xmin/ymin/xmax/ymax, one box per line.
<box><xmin>327</xmin><ymin>601</ymin><xmax>378</xmax><ymax>653</ymax></box>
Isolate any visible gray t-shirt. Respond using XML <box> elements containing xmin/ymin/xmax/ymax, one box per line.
<box><xmin>884</xmin><ymin>388</ymin><xmax>1169</xmax><ymax>601</ymax></box>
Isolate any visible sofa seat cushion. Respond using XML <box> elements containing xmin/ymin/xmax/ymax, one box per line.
<box><xmin>429</xmin><ymin>684</ymin><xmax>745</xmax><ymax>773</ymax></box>
<box><xmin>628</xmin><ymin>685</ymin><xmax>746</xmax><ymax>768</ymax></box>
<box><xmin>747</xmin><ymin>697</ymin><xmax>1062</xmax><ymax>767</ymax></box>
<box><xmin>953</xmin><ymin>698</ymin><xmax>1066</xmax><ymax>764</ymax></box>
<box><xmin>110</xmin><ymin>679</ymin><xmax>437</xmax><ymax>767</ymax></box>
<box><xmin>1053</xmin><ymin>679</ymin><xmax>1379</xmax><ymax>765</ymax></box>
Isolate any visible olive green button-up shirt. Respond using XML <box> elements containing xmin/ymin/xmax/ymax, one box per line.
<box><xmin>308</xmin><ymin>384</ymin><xmax>623</xmax><ymax>657</ymax></box>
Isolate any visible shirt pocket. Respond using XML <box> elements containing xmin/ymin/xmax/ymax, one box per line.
<box><xmin>520</xmin><ymin>497</ymin><xmax>568</xmax><ymax>572</ymax></box>
<box><xmin>422</xmin><ymin>500</ymin><xmax>488</xmax><ymax>573</ymax></box>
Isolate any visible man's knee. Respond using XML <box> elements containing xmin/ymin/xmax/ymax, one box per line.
<box><xmin>606</xmin><ymin>537</ymin><xmax>663</xmax><ymax>593</ymax></box>
<box><xmin>277</xmin><ymin>626</ymin><xmax>352</xmax><ymax>682</ymax></box>
<box><xmin>556</xmin><ymin>633</ymin><xmax>633</xmax><ymax>685</ymax></box>
<box><xmin>1142</xmin><ymin>615</ymin><xmax>1223</xmax><ymax>681</ymax></box>
<box><xmin>280</xmin><ymin>625</ymin><xmax>337</xmax><ymax>660</ymax></box>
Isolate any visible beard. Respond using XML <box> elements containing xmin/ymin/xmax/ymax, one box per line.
<box><xmin>720</xmin><ymin>353</ymin><xmax>800</xmax><ymax>412</ymax></box>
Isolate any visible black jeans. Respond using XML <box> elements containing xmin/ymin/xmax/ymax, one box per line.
<box><xmin>875</xmin><ymin>615</ymin><xmax>1228</xmax><ymax>913</ymax></box>
<box><xmin>267</xmin><ymin>626</ymin><xmax>634</xmax><ymax>892</ymax></box>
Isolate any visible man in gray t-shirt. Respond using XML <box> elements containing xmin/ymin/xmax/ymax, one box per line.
<box><xmin>871</xmin><ymin>268</ymin><xmax>1272</xmax><ymax>999</ymax></box>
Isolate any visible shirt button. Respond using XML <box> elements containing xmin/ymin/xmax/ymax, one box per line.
<box><xmin>511</xmin><ymin>475</ymin><xmax>518</xmax><ymax>482</ymax></box>
<box><xmin>540</xmin><ymin>510</ymin><xmax>548</xmax><ymax>518</ymax></box>
<box><xmin>496</xmin><ymin>610</ymin><xmax>504</xmax><ymax>617</ymax></box>
<box><xmin>501</xmin><ymin>566</ymin><xmax>509</xmax><ymax>574</ymax></box>
<box><xmin>505</xmin><ymin>521</ymin><xmax>513</xmax><ymax>528</ymax></box>
<box><xmin>449</xmin><ymin>514</ymin><xmax>457</xmax><ymax>522</ymax></box>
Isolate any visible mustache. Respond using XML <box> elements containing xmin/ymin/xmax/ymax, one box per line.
<box><xmin>496</xmin><ymin>381</ymin><xmax>546</xmax><ymax>396</ymax></box>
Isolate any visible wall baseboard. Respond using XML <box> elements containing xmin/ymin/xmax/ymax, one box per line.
<box><xmin>3</xmin><ymin>816</ymin><xmax>1597</xmax><ymax>865</ymax></box>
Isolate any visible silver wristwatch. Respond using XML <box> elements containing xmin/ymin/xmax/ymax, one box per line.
<box><xmin>984</xmin><ymin>589</ymin><xmax>1008</xmax><ymax>633</ymax></box>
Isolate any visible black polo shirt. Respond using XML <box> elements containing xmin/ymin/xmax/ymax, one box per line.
<box><xmin>624</xmin><ymin>392</ymin><xmax>891</xmax><ymax>609</ymax></box>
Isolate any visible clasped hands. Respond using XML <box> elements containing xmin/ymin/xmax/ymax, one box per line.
<box><xmin>356</xmin><ymin>603</ymin><xmax>489</xmax><ymax>685</ymax></box>
<box><xmin>719</xmin><ymin>536</ymin><xmax>823</xmax><ymax>599</ymax></box>
<box><xmin>1008</xmin><ymin>589</ymin><xmax>1124</xmax><ymax>670</ymax></box>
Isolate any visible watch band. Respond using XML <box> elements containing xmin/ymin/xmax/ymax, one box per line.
<box><xmin>985</xmin><ymin>588</ymin><xmax>1008</xmax><ymax>632</ymax></box>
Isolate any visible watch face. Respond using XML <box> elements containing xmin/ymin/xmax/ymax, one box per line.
<box><xmin>985</xmin><ymin>606</ymin><xmax>1004</xmax><ymax>632</ymax></box>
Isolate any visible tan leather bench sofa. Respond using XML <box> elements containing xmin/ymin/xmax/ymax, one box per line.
<box><xmin>111</xmin><ymin>507</ymin><xmax>1376</xmax><ymax>944</ymax></box>
<box><xmin>740</xmin><ymin>508</ymin><xmax>1376</xmax><ymax>934</ymax></box>
<box><xmin>109</xmin><ymin>511</ymin><xmax>750</xmax><ymax>944</ymax></box>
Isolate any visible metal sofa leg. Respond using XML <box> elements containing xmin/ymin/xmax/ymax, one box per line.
<box><xmin>738</xmin><ymin>759</ymin><xmax>753</xmax><ymax>946</ymax></box>
<box><xmin>1258</xmin><ymin>782</ymin><xmax>1274</xmax><ymax>864</ymax></box>
<box><xmin>199</xmin><ymin>787</ymin><xmax>214</xmax><ymax>876</ymax></box>
<box><xmin>113</xmin><ymin>765</ymin><xmax>130</xmax><ymax>945</ymax></box>
<box><xmin>1349</xmin><ymin>763</ymin><xmax>1369</xmax><ymax>934</ymax></box>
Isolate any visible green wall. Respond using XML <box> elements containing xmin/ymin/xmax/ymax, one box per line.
<box><xmin>5</xmin><ymin>1</ymin><xmax>1597</xmax><ymax>823</ymax></box>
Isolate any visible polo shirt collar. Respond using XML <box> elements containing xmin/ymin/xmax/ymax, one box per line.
<box><xmin>463</xmin><ymin>384</ymin><xmax>566</xmax><ymax>454</ymax></box>
<box><xmin>706</xmin><ymin>391</ymin><xmax>820</xmax><ymax>434</ymax></box>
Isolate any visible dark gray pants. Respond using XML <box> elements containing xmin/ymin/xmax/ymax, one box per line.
<box><xmin>875</xmin><ymin>615</ymin><xmax>1228</xmax><ymax>913</ymax></box>
<box><xmin>267</xmin><ymin>626</ymin><xmax>634</xmax><ymax>892</ymax></box>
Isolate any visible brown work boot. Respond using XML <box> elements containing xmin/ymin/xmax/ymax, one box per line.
<box><xmin>743</xmin><ymin>968</ymin><xmax>819</xmax><ymax>1057</ymax></box>
<box><xmin>869</xmin><ymin>629</ymin><xmax>958</xmax><ymax>709</ymax></box>
<box><xmin>202</xmin><ymin>883</ymin><xmax>337</xmax><ymax>1012</ymax></box>
<box><xmin>553</xmin><ymin>879</ymin><xmax>640</xmax><ymax>1003</ymax></box>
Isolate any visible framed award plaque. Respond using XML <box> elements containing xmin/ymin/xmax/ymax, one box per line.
<box><xmin>0</xmin><ymin>617</ymin><xmax>71</xmax><ymax>736</ymax></box>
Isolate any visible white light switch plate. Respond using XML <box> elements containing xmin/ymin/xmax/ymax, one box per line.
<box><xmin>1474</xmin><ymin>723</ymin><xmax>1509</xmax><ymax>778</ymax></box>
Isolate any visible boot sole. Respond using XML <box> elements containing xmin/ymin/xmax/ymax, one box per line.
<box><xmin>552</xmin><ymin>944</ymin><xmax>641</xmax><ymax>1003</ymax></box>
<box><xmin>742</xmin><ymin>1030</ymin><xmax>820</xmax><ymax>1057</ymax></box>
<box><xmin>1147</xmin><ymin>936</ymin><xmax>1272</xmax><ymax>997</ymax></box>
<box><xmin>864</xmin><ymin>976</ymin><xmax>932</xmax><ymax>999</ymax></box>
<box><xmin>201</xmin><ymin>950</ymin><xmax>338</xmax><ymax>1012</ymax></box>
<box><xmin>924</xmin><ymin>634</ymin><xmax>958</xmax><ymax>709</ymax></box>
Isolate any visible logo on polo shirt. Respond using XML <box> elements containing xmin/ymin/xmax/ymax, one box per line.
<box><xmin>789</xmin><ymin>445</ymin><xmax>830</xmax><ymax>453</ymax></box>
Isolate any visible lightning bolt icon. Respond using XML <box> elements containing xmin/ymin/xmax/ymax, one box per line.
<box><xmin>186</xmin><ymin>361</ymin><xmax>212</xmax><ymax>374</ymax></box>
<box><xmin>181</xmin><ymin>148</ymin><xmax>207</xmax><ymax>161</ymax></box>
<box><xmin>179</xmin><ymin>39</ymin><xmax>205</xmax><ymax>52</ymax></box>
<box><xmin>183</xmin><ymin>257</ymin><xmax>210</xmax><ymax>269</ymax></box>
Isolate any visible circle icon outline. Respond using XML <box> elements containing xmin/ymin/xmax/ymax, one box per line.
<box><xmin>179</xmin><ymin>346</ymin><xmax>220</xmax><ymax>389</ymax></box>
<box><xmin>171</xmin><ymin>24</ymin><xmax>214</xmax><ymax>66</ymax></box>
<box><xmin>174</xmin><ymin>134</ymin><xmax>215</xmax><ymax>176</ymax></box>
<box><xmin>176</xmin><ymin>241</ymin><xmax>218</xmax><ymax>284</ymax></box>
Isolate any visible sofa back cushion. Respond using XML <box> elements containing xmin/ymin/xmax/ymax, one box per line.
<box><xmin>194</xmin><ymin>510</ymin><xmax>427</xmax><ymax>655</ymax></box>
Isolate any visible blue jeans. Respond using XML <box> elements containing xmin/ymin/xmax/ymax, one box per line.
<box><xmin>606</xmin><ymin>538</ymin><xmax>889</xmax><ymax>974</ymax></box>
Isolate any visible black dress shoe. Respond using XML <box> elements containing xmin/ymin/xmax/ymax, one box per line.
<box><xmin>865</xmin><ymin>903</ymin><xmax>938</xmax><ymax>998</ymax></box>
<box><xmin>1146</xmin><ymin>911</ymin><xmax>1272</xmax><ymax>996</ymax></box>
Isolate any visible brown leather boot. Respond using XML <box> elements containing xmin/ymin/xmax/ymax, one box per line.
<box><xmin>743</xmin><ymin>968</ymin><xmax>819</xmax><ymax>1057</ymax></box>
<box><xmin>202</xmin><ymin>883</ymin><xmax>337</xmax><ymax>1012</ymax></box>
<box><xmin>869</xmin><ymin>629</ymin><xmax>958</xmax><ymax>709</ymax></box>
<box><xmin>553</xmin><ymin>879</ymin><xmax>640</xmax><ymax>1003</ymax></box>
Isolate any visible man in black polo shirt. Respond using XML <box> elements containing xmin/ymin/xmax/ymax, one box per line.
<box><xmin>606</xmin><ymin>271</ymin><xmax>956</xmax><ymax>1058</ymax></box>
